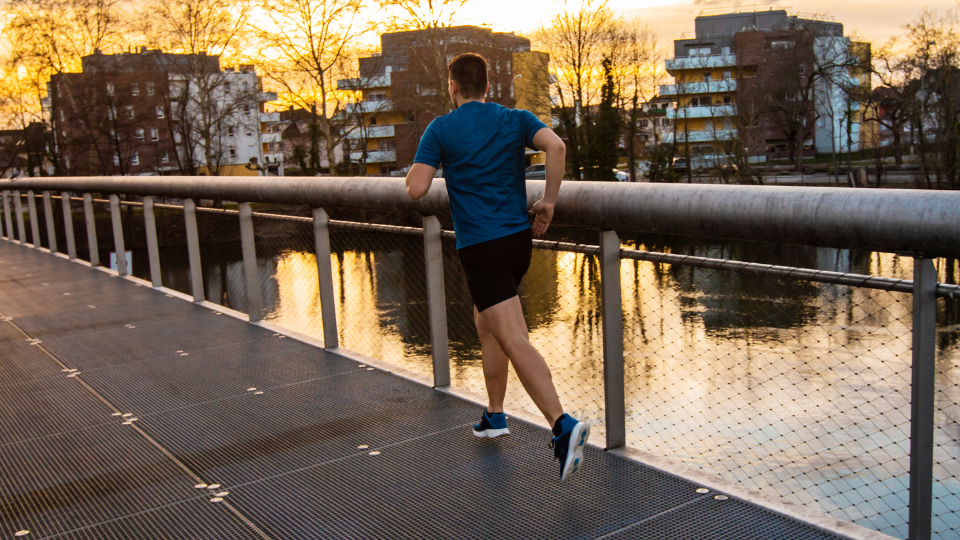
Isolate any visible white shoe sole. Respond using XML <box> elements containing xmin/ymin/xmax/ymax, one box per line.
<box><xmin>560</xmin><ymin>422</ymin><xmax>590</xmax><ymax>482</ymax></box>
<box><xmin>472</xmin><ymin>427</ymin><xmax>510</xmax><ymax>438</ymax></box>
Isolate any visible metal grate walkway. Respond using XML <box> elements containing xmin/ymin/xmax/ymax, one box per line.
<box><xmin>0</xmin><ymin>240</ymin><xmax>849</xmax><ymax>540</ymax></box>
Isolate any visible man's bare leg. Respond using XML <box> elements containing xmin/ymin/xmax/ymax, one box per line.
<box><xmin>475</xmin><ymin>306</ymin><xmax>509</xmax><ymax>413</ymax></box>
<box><xmin>474</xmin><ymin>296</ymin><xmax>563</xmax><ymax>427</ymax></box>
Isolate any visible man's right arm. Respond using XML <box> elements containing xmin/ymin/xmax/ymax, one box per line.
<box><xmin>529</xmin><ymin>127</ymin><xmax>566</xmax><ymax>238</ymax></box>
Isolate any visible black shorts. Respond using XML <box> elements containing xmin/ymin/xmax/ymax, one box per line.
<box><xmin>458</xmin><ymin>229</ymin><xmax>532</xmax><ymax>313</ymax></box>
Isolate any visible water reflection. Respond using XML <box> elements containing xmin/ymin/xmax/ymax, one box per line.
<box><xmin>131</xmin><ymin>224</ymin><xmax>960</xmax><ymax>539</ymax></box>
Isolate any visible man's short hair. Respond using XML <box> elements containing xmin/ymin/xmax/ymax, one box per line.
<box><xmin>448</xmin><ymin>53</ymin><xmax>488</xmax><ymax>100</ymax></box>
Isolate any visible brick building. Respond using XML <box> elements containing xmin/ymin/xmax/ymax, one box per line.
<box><xmin>49</xmin><ymin>49</ymin><xmax>276</xmax><ymax>176</ymax></box>
<box><xmin>661</xmin><ymin>10</ymin><xmax>870</xmax><ymax>166</ymax></box>
<box><xmin>337</xmin><ymin>26</ymin><xmax>551</xmax><ymax>176</ymax></box>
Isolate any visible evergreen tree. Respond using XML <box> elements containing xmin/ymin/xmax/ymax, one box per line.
<box><xmin>584</xmin><ymin>58</ymin><xmax>620</xmax><ymax>181</ymax></box>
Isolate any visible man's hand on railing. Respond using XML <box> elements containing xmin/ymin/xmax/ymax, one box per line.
<box><xmin>530</xmin><ymin>198</ymin><xmax>554</xmax><ymax>238</ymax></box>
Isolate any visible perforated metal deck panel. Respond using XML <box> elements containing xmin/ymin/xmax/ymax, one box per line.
<box><xmin>0</xmin><ymin>240</ymin><xmax>850</xmax><ymax>539</ymax></box>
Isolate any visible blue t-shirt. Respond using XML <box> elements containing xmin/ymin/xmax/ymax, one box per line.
<box><xmin>413</xmin><ymin>102</ymin><xmax>547</xmax><ymax>249</ymax></box>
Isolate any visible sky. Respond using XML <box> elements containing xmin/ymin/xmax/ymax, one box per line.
<box><xmin>449</xmin><ymin>0</ymin><xmax>959</xmax><ymax>50</ymax></box>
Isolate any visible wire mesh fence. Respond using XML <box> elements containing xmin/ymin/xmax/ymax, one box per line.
<box><xmin>327</xmin><ymin>221</ymin><xmax>434</xmax><ymax>380</ymax></box>
<box><xmin>251</xmin><ymin>213</ymin><xmax>322</xmax><ymax>338</ymax></box>
<box><xmin>620</xmin><ymin>257</ymin><xmax>913</xmax><ymax>536</ymax></box>
<box><xmin>11</xmin><ymin>191</ymin><xmax>960</xmax><ymax>539</ymax></box>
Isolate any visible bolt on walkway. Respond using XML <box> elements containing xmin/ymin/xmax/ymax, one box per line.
<box><xmin>0</xmin><ymin>240</ymin><xmax>849</xmax><ymax>540</ymax></box>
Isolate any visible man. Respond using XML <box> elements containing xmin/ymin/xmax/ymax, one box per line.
<box><xmin>405</xmin><ymin>53</ymin><xmax>589</xmax><ymax>481</ymax></box>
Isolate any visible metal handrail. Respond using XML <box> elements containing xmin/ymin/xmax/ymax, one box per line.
<box><xmin>6</xmin><ymin>176</ymin><xmax>960</xmax><ymax>258</ymax></box>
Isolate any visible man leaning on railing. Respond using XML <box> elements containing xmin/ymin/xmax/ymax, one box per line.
<box><xmin>405</xmin><ymin>52</ymin><xmax>589</xmax><ymax>482</ymax></box>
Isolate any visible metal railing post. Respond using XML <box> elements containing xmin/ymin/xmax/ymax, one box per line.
<box><xmin>312</xmin><ymin>207</ymin><xmax>339</xmax><ymax>348</ymax></box>
<box><xmin>42</xmin><ymin>192</ymin><xmax>57</xmax><ymax>253</ymax></box>
<box><xmin>14</xmin><ymin>190</ymin><xmax>26</xmax><ymax>243</ymax></box>
<box><xmin>238</xmin><ymin>202</ymin><xmax>262</xmax><ymax>322</ymax></box>
<box><xmin>27</xmin><ymin>190</ymin><xmax>40</xmax><ymax>247</ymax></box>
<box><xmin>109</xmin><ymin>195</ymin><xmax>127</xmax><ymax>276</ymax></box>
<box><xmin>82</xmin><ymin>193</ymin><xmax>99</xmax><ymax>266</ymax></box>
<box><xmin>183</xmin><ymin>198</ymin><xmax>204</xmax><ymax>302</ymax></box>
<box><xmin>600</xmin><ymin>229</ymin><xmax>625</xmax><ymax>449</ymax></box>
<box><xmin>61</xmin><ymin>192</ymin><xmax>76</xmax><ymax>259</ymax></box>
<box><xmin>142</xmin><ymin>196</ymin><xmax>161</xmax><ymax>287</ymax></box>
<box><xmin>423</xmin><ymin>215</ymin><xmax>450</xmax><ymax>388</ymax></box>
<box><xmin>909</xmin><ymin>257</ymin><xmax>937</xmax><ymax>540</ymax></box>
<box><xmin>1</xmin><ymin>191</ymin><xmax>11</xmax><ymax>240</ymax></box>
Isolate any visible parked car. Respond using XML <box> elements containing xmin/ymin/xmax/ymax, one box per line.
<box><xmin>614</xmin><ymin>169</ymin><xmax>630</xmax><ymax>182</ymax></box>
<box><xmin>671</xmin><ymin>158</ymin><xmax>689</xmax><ymax>175</ymax></box>
<box><xmin>525</xmin><ymin>163</ymin><xmax>546</xmax><ymax>179</ymax></box>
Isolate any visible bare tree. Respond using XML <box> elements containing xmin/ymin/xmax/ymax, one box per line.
<box><xmin>377</xmin><ymin>0</ymin><xmax>468</xmax><ymax>30</ymax></box>
<box><xmin>536</xmin><ymin>0</ymin><xmax>617</xmax><ymax>180</ymax></box>
<box><xmin>144</xmin><ymin>0</ymin><xmax>257</xmax><ymax>175</ymax></box>
<box><xmin>258</xmin><ymin>0</ymin><xmax>364</xmax><ymax>176</ymax></box>
<box><xmin>3</xmin><ymin>0</ymin><xmax>127</xmax><ymax>172</ymax></box>
<box><xmin>608</xmin><ymin>17</ymin><xmax>659</xmax><ymax>181</ymax></box>
<box><xmin>901</xmin><ymin>7</ymin><xmax>960</xmax><ymax>189</ymax></box>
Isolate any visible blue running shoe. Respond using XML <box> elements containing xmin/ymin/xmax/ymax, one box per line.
<box><xmin>472</xmin><ymin>410</ymin><xmax>510</xmax><ymax>438</ymax></box>
<box><xmin>549</xmin><ymin>414</ymin><xmax>590</xmax><ymax>481</ymax></box>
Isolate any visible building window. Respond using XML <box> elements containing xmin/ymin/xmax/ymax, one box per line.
<box><xmin>722</xmin><ymin>71</ymin><xmax>732</xmax><ymax>80</ymax></box>
<box><xmin>125</xmin><ymin>106</ymin><xmax>134</xmax><ymax>119</ymax></box>
<box><xmin>131</xmin><ymin>152</ymin><xmax>139</xmax><ymax>166</ymax></box>
<box><xmin>156</xmin><ymin>106</ymin><xmax>164</xmax><ymax>119</ymax></box>
<box><xmin>146</xmin><ymin>82</ymin><xmax>155</xmax><ymax>96</ymax></box>
<box><xmin>799</xmin><ymin>64</ymin><xmax>806</xmax><ymax>77</ymax></box>
<box><xmin>174</xmin><ymin>132</ymin><xmax>181</xmax><ymax>143</ymax></box>
<box><xmin>703</xmin><ymin>73</ymin><xmax>712</xmax><ymax>82</ymax></box>
<box><xmin>228</xmin><ymin>126</ymin><xmax>235</xmax><ymax>136</ymax></box>
<box><xmin>378</xmin><ymin>139</ymin><xmax>395</xmax><ymax>151</ymax></box>
<box><xmin>106</xmin><ymin>83</ymin><xmax>115</xmax><ymax>95</ymax></box>
<box><xmin>225</xmin><ymin>82</ymin><xmax>231</xmax><ymax>93</ymax></box>
<box><xmin>113</xmin><ymin>154</ymin><xmax>120</xmax><ymax>166</ymax></box>
<box><xmin>136</xmin><ymin>129</ymin><xmax>145</xmax><ymax>142</ymax></box>
<box><xmin>228</xmin><ymin>148</ymin><xmax>237</xmax><ymax>158</ymax></box>
<box><xmin>245</xmin><ymin>129</ymin><xmax>253</xmax><ymax>137</ymax></box>
<box><xmin>243</xmin><ymin>104</ymin><xmax>251</xmax><ymax>115</ymax></box>
<box><xmin>723</xmin><ymin>95</ymin><xmax>732</xmax><ymax>105</ymax></box>
<box><xmin>242</xmin><ymin>81</ymin><xmax>249</xmax><ymax>92</ymax></box>
<box><xmin>690</xmin><ymin>47</ymin><xmax>711</xmax><ymax>57</ymax></box>
<box><xmin>108</xmin><ymin>107</ymin><xmax>117</xmax><ymax>120</ymax></box>
<box><xmin>160</xmin><ymin>152</ymin><xmax>169</xmax><ymax>164</ymax></box>
<box><xmin>150</xmin><ymin>128</ymin><xmax>159</xmax><ymax>141</ymax></box>
<box><xmin>132</xmin><ymin>83</ymin><xmax>139</xmax><ymax>96</ymax></box>
<box><xmin>59</xmin><ymin>110</ymin><xmax>64</xmax><ymax>122</ymax></box>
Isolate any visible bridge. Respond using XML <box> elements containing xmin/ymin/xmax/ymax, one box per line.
<box><xmin>1</xmin><ymin>177</ymin><xmax>959</xmax><ymax>540</ymax></box>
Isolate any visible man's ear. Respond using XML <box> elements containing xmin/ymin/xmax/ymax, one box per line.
<box><xmin>485</xmin><ymin>82</ymin><xmax>490</xmax><ymax>96</ymax></box>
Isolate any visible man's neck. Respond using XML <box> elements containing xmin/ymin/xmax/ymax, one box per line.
<box><xmin>454</xmin><ymin>96</ymin><xmax>485</xmax><ymax>109</ymax></box>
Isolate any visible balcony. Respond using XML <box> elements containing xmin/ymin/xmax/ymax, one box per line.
<box><xmin>260</xmin><ymin>111</ymin><xmax>280</xmax><ymax>123</ymax></box>
<box><xmin>660</xmin><ymin>80</ymin><xmax>737</xmax><ymax>96</ymax></box>
<box><xmin>346</xmin><ymin>125</ymin><xmax>395</xmax><ymax>139</ymax></box>
<box><xmin>350</xmin><ymin>150</ymin><xmax>396</xmax><ymax>163</ymax></box>
<box><xmin>661</xmin><ymin>129</ymin><xmax>738</xmax><ymax>143</ymax></box>
<box><xmin>665</xmin><ymin>54</ymin><xmax>737</xmax><ymax>71</ymax></box>
<box><xmin>337</xmin><ymin>73</ymin><xmax>392</xmax><ymax>90</ymax></box>
<box><xmin>345</xmin><ymin>100</ymin><xmax>393</xmax><ymax>114</ymax></box>
<box><xmin>261</xmin><ymin>132</ymin><xmax>282</xmax><ymax>144</ymax></box>
<box><xmin>667</xmin><ymin>105</ymin><xmax>737</xmax><ymax>119</ymax></box>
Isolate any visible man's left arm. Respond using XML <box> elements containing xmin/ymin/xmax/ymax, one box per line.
<box><xmin>405</xmin><ymin>163</ymin><xmax>437</xmax><ymax>199</ymax></box>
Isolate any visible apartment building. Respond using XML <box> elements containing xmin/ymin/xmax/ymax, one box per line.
<box><xmin>661</xmin><ymin>9</ymin><xmax>870</xmax><ymax>165</ymax></box>
<box><xmin>49</xmin><ymin>48</ymin><xmax>276</xmax><ymax>176</ymax></box>
<box><xmin>338</xmin><ymin>26</ymin><xmax>552</xmax><ymax>175</ymax></box>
